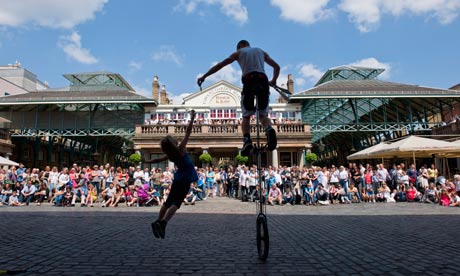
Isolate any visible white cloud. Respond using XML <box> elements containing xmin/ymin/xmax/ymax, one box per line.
<box><xmin>349</xmin><ymin>57</ymin><xmax>391</xmax><ymax>79</ymax></box>
<box><xmin>58</xmin><ymin>31</ymin><xmax>98</xmax><ymax>64</ymax></box>
<box><xmin>298</xmin><ymin>63</ymin><xmax>324</xmax><ymax>83</ymax></box>
<box><xmin>170</xmin><ymin>92</ymin><xmax>192</xmax><ymax>105</ymax></box>
<box><xmin>270</xmin><ymin>0</ymin><xmax>333</xmax><ymax>24</ymax></box>
<box><xmin>152</xmin><ymin>45</ymin><xmax>184</xmax><ymax>66</ymax></box>
<box><xmin>175</xmin><ymin>0</ymin><xmax>248</xmax><ymax>24</ymax></box>
<box><xmin>129</xmin><ymin>61</ymin><xmax>142</xmax><ymax>71</ymax></box>
<box><xmin>200</xmin><ymin>62</ymin><xmax>241</xmax><ymax>85</ymax></box>
<box><xmin>0</xmin><ymin>0</ymin><xmax>108</xmax><ymax>29</ymax></box>
<box><xmin>339</xmin><ymin>0</ymin><xmax>460</xmax><ymax>32</ymax></box>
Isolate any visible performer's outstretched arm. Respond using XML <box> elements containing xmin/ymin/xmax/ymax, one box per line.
<box><xmin>179</xmin><ymin>110</ymin><xmax>196</xmax><ymax>150</ymax></box>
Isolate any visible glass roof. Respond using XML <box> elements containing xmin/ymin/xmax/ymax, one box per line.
<box><xmin>315</xmin><ymin>65</ymin><xmax>384</xmax><ymax>86</ymax></box>
<box><xmin>63</xmin><ymin>72</ymin><xmax>134</xmax><ymax>91</ymax></box>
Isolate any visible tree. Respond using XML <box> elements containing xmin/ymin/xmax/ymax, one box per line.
<box><xmin>236</xmin><ymin>153</ymin><xmax>248</xmax><ymax>165</ymax></box>
<box><xmin>305</xmin><ymin>152</ymin><xmax>317</xmax><ymax>166</ymax></box>
<box><xmin>129</xmin><ymin>153</ymin><xmax>141</xmax><ymax>165</ymax></box>
<box><xmin>199</xmin><ymin>152</ymin><xmax>212</xmax><ymax>165</ymax></box>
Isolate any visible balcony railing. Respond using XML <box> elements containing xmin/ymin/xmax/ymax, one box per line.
<box><xmin>432</xmin><ymin>120</ymin><xmax>460</xmax><ymax>135</ymax></box>
<box><xmin>136</xmin><ymin>123</ymin><xmax>310</xmax><ymax>137</ymax></box>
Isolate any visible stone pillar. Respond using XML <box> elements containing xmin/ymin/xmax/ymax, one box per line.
<box><xmin>272</xmin><ymin>149</ymin><xmax>278</xmax><ymax>168</ymax></box>
<box><xmin>299</xmin><ymin>148</ymin><xmax>306</xmax><ymax>168</ymax></box>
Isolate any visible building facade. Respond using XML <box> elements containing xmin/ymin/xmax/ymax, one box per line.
<box><xmin>134</xmin><ymin>76</ymin><xmax>312</xmax><ymax>169</ymax></box>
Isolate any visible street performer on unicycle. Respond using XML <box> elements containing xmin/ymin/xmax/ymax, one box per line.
<box><xmin>197</xmin><ymin>39</ymin><xmax>280</xmax><ymax>157</ymax></box>
<box><xmin>197</xmin><ymin>40</ymin><xmax>281</xmax><ymax>261</ymax></box>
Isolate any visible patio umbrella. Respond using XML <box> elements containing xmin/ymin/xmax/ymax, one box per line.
<box><xmin>347</xmin><ymin>142</ymin><xmax>390</xmax><ymax>160</ymax></box>
<box><xmin>0</xmin><ymin>156</ymin><xmax>19</xmax><ymax>166</ymax></box>
<box><xmin>370</xmin><ymin>136</ymin><xmax>460</xmax><ymax>164</ymax></box>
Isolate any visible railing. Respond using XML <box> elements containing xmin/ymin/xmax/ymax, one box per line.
<box><xmin>432</xmin><ymin>120</ymin><xmax>460</xmax><ymax>135</ymax></box>
<box><xmin>136</xmin><ymin>123</ymin><xmax>310</xmax><ymax>137</ymax></box>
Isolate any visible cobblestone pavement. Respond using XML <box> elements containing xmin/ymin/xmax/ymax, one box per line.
<box><xmin>0</xmin><ymin>198</ymin><xmax>459</xmax><ymax>275</ymax></box>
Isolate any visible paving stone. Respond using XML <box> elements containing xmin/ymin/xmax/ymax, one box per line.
<box><xmin>0</xmin><ymin>198</ymin><xmax>459</xmax><ymax>275</ymax></box>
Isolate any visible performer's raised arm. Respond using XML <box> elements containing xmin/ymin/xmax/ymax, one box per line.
<box><xmin>179</xmin><ymin>109</ymin><xmax>196</xmax><ymax>150</ymax></box>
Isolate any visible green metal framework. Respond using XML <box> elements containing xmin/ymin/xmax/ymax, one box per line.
<box><xmin>291</xmin><ymin>66</ymin><xmax>460</xmax><ymax>163</ymax></box>
<box><xmin>0</xmin><ymin>72</ymin><xmax>156</xmax><ymax>166</ymax></box>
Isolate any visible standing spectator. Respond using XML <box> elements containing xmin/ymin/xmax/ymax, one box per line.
<box><xmin>427</xmin><ymin>164</ymin><xmax>438</xmax><ymax>184</ymax></box>
<box><xmin>58</xmin><ymin>168</ymin><xmax>70</xmax><ymax>189</ymax></box>
<box><xmin>205</xmin><ymin>167</ymin><xmax>215</xmax><ymax>198</ymax></box>
<box><xmin>16</xmin><ymin>163</ymin><xmax>26</xmax><ymax>185</ymax></box>
<box><xmin>48</xmin><ymin>166</ymin><xmax>59</xmax><ymax>198</ymax></box>
<box><xmin>329</xmin><ymin>165</ymin><xmax>339</xmax><ymax>188</ymax></box>
<box><xmin>91</xmin><ymin>165</ymin><xmax>102</xmax><ymax>192</ymax></box>
<box><xmin>338</xmin><ymin>166</ymin><xmax>349</xmax><ymax>194</ymax></box>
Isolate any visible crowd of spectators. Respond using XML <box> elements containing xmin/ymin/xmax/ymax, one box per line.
<box><xmin>1</xmin><ymin>161</ymin><xmax>459</xmax><ymax>208</ymax></box>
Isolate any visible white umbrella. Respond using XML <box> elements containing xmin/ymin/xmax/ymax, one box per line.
<box><xmin>347</xmin><ymin>142</ymin><xmax>390</xmax><ymax>160</ymax></box>
<box><xmin>0</xmin><ymin>156</ymin><xmax>19</xmax><ymax>166</ymax></box>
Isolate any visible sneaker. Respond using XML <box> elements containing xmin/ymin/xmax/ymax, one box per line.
<box><xmin>241</xmin><ymin>137</ymin><xmax>253</xmax><ymax>156</ymax></box>
<box><xmin>151</xmin><ymin>220</ymin><xmax>160</xmax><ymax>238</ymax></box>
<box><xmin>266</xmin><ymin>127</ymin><xmax>277</xmax><ymax>151</ymax></box>
<box><xmin>156</xmin><ymin>220</ymin><xmax>167</xmax><ymax>239</ymax></box>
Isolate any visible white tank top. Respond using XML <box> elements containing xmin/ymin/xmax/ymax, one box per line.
<box><xmin>237</xmin><ymin>47</ymin><xmax>265</xmax><ymax>76</ymax></box>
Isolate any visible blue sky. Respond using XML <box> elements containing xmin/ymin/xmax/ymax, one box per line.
<box><xmin>1</xmin><ymin>0</ymin><xmax>460</xmax><ymax>103</ymax></box>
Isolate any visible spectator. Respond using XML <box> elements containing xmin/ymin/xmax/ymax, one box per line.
<box><xmin>406</xmin><ymin>182</ymin><xmax>420</xmax><ymax>202</ymax></box>
<box><xmin>19</xmin><ymin>180</ymin><xmax>36</xmax><ymax>206</ymax></box>
<box><xmin>282</xmin><ymin>187</ymin><xmax>294</xmax><ymax>205</ymax></box>
<box><xmin>0</xmin><ymin>183</ymin><xmax>12</xmax><ymax>205</ymax></box>
<box><xmin>304</xmin><ymin>182</ymin><xmax>315</xmax><ymax>206</ymax></box>
<box><xmin>101</xmin><ymin>182</ymin><xmax>116</xmax><ymax>207</ymax></box>
<box><xmin>329</xmin><ymin>183</ymin><xmax>338</xmax><ymax>204</ymax></box>
<box><xmin>439</xmin><ymin>188</ymin><xmax>451</xmax><ymax>206</ymax></box>
<box><xmin>337</xmin><ymin>183</ymin><xmax>350</xmax><ymax>204</ymax></box>
<box><xmin>268</xmin><ymin>183</ymin><xmax>282</xmax><ymax>205</ymax></box>
<box><xmin>8</xmin><ymin>190</ymin><xmax>21</xmax><ymax>206</ymax></box>
<box><xmin>315</xmin><ymin>184</ymin><xmax>329</xmax><ymax>205</ymax></box>
<box><xmin>86</xmin><ymin>183</ymin><xmax>98</xmax><ymax>207</ymax></box>
<box><xmin>110</xmin><ymin>184</ymin><xmax>124</xmax><ymax>207</ymax></box>
<box><xmin>422</xmin><ymin>183</ymin><xmax>438</xmax><ymax>204</ymax></box>
<box><xmin>34</xmin><ymin>182</ymin><xmax>49</xmax><ymax>206</ymax></box>
<box><xmin>183</xmin><ymin>183</ymin><xmax>197</xmax><ymax>205</ymax></box>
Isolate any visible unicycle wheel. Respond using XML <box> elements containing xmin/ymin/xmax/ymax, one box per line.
<box><xmin>256</xmin><ymin>213</ymin><xmax>269</xmax><ymax>260</ymax></box>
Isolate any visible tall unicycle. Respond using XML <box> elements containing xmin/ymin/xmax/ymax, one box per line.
<box><xmin>254</xmin><ymin>94</ymin><xmax>269</xmax><ymax>261</ymax></box>
<box><xmin>254</xmin><ymin>84</ymin><xmax>291</xmax><ymax>261</ymax></box>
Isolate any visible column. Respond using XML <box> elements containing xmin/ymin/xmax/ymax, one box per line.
<box><xmin>299</xmin><ymin>148</ymin><xmax>306</xmax><ymax>168</ymax></box>
<box><xmin>272</xmin><ymin>149</ymin><xmax>278</xmax><ymax>168</ymax></box>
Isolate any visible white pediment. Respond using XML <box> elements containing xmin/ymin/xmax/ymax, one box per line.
<box><xmin>183</xmin><ymin>81</ymin><xmax>241</xmax><ymax>107</ymax></box>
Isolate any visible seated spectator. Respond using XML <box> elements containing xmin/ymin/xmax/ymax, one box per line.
<box><xmin>304</xmin><ymin>182</ymin><xmax>315</xmax><ymax>206</ymax></box>
<box><xmin>376</xmin><ymin>183</ymin><xmax>390</xmax><ymax>202</ymax></box>
<box><xmin>50</xmin><ymin>185</ymin><xmax>66</xmax><ymax>206</ymax></box>
<box><xmin>439</xmin><ymin>188</ymin><xmax>451</xmax><ymax>206</ymax></box>
<box><xmin>348</xmin><ymin>182</ymin><xmax>360</xmax><ymax>203</ymax></box>
<box><xmin>268</xmin><ymin>184</ymin><xmax>282</xmax><ymax>205</ymax></box>
<box><xmin>109</xmin><ymin>184</ymin><xmax>124</xmax><ymax>207</ymax></box>
<box><xmin>328</xmin><ymin>184</ymin><xmax>338</xmax><ymax>204</ymax></box>
<box><xmin>282</xmin><ymin>187</ymin><xmax>294</xmax><ymax>205</ymax></box>
<box><xmin>1</xmin><ymin>183</ymin><xmax>12</xmax><ymax>205</ymax></box>
<box><xmin>8</xmin><ymin>190</ymin><xmax>21</xmax><ymax>206</ymax></box>
<box><xmin>19</xmin><ymin>180</ymin><xmax>37</xmax><ymax>206</ymax></box>
<box><xmin>406</xmin><ymin>182</ymin><xmax>420</xmax><ymax>202</ymax></box>
<box><xmin>387</xmin><ymin>190</ymin><xmax>397</xmax><ymax>203</ymax></box>
<box><xmin>63</xmin><ymin>186</ymin><xmax>73</xmax><ymax>207</ymax></box>
<box><xmin>71</xmin><ymin>174</ymin><xmax>88</xmax><ymax>207</ymax></box>
<box><xmin>101</xmin><ymin>182</ymin><xmax>116</xmax><ymax>207</ymax></box>
<box><xmin>34</xmin><ymin>182</ymin><xmax>49</xmax><ymax>206</ymax></box>
<box><xmin>85</xmin><ymin>183</ymin><xmax>98</xmax><ymax>207</ymax></box>
<box><xmin>395</xmin><ymin>184</ymin><xmax>407</xmax><ymax>202</ymax></box>
<box><xmin>315</xmin><ymin>184</ymin><xmax>329</xmax><ymax>205</ymax></box>
<box><xmin>422</xmin><ymin>183</ymin><xmax>438</xmax><ymax>204</ymax></box>
<box><xmin>450</xmin><ymin>190</ymin><xmax>460</xmax><ymax>207</ymax></box>
<box><xmin>294</xmin><ymin>188</ymin><xmax>302</xmax><ymax>205</ymax></box>
<box><xmin>146</xmin><ymin>186</ymin><xmax>161</xmax><ymax>206</ymax></box>
<box><xmin>337</xmin><ymin>184</ymin><xmax>350</xmax><ymax>204</ymax></box>
<box><xmin>126</xmin><ymin>185</ymin><xmax>138</xmax><ymax>207</ymax></box>
<box><xmin>183</xmin><ymin>183</ymin><xmax>196</xmax><ymax>205</ymax></box>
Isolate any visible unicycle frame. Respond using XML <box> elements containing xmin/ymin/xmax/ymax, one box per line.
<box><xmin>254</xmin><ymin>95</ymin><xmax>269</xmax><ymax>261</ymax></box>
